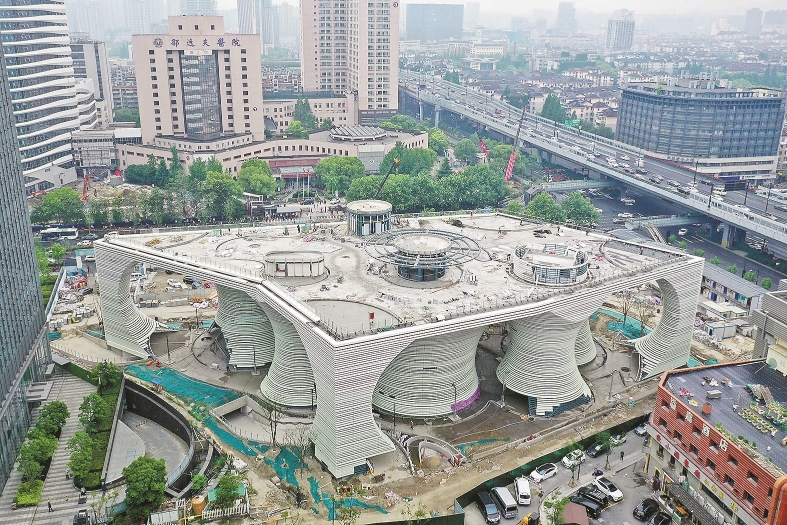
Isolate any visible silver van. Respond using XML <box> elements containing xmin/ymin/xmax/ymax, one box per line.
<box><xmin>491</xmin><ymin>486</ymin><xmax>518</xmax><ymax>520</ymax></box>
<box><xmin>514</xmin><ymin>477</ymin><xmax>531</xmax><ymax>505</ymax></box>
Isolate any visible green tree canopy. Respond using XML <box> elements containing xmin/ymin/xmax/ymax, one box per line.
<box><xmin>380</xmin><ymin>142</ymin><xmax>437</xmax><ymax>177</ymax></box>
<box><xmin>762</xmin><ymin>277</ymin><xmax>772</xmax><ymax>290</ymax></box>
<box><xmin>236</xmin><ymin>159</ymin><xmax>277</xmax><ymax>196</ymax></box>
<box><xmin>90</xmin><ymin>362</ymin><xmax>122</xmax><ymax>393</ymax></box>
<box><xmin>214</xmin><ymin>474</ymin><xmax>243</xmax><ymax>508</ymax></box>
<box><xmin>524</xmin><ymin>192</ymin><xmax>566</xmax><ymax>223</ymax></box>
<box><xmin>37</xmin><ymin>401</ymin><xmax>70</xmax><ymax>435</ymax></box>
<box><xmin>286</xmin><ymin>120</ymin><xmax>309</xmax><ymax>138</ymax></box>
<box><xmin>436</xmin><ymin>157</ymin><xmax>452</xmax><ymax>178</ymax></box>
<box><xmin>426</xmin><ymin>128</ymin><xmax>450</xmax><ymax>156</ymax></box>
<box><xmin>579</xmin><ymin>119</ymin><xmax>615</xmax><ymax>139</ymax></box>
<box><xmin>78</xmin><ymin>392</ymin><xmax>111</xmax><ymax>435</ymax></box>
<box><xmin>379</xmin><ymin>114</ymin><xmax>421</xmax><ymax>130</ymax></box>
<box><xmin>320</xmin><ymin>117</ymin><xmax>333</xmax><ymax>129</ymax></box>
<box><xmin>540</xmin><ymin>93</ymin><xmax>566</xmax><ymax>123</ymax></box>
<box><xmin>743</xmin><ymin>271</ymin><xmax>757</xmax><ymax>282</ymax></box>
<box><xmin>67</xmin><ymin>431</ymin><xmax>94</xmax><ymax>482</ymax></box>
<box><xmin>294</xmin><ymin>98</ymin><xmax>317</xmax><ymax>130</ymax></box>
<box><xmin>453</xmin><ymin>139</ymin><xmax>478</xmax><ymax>165</ymax></box>
<box><xmin>20</xmin><ymin>435</ymin><xmax>57</xmax><ymax>465</ymax></box>
<box><xmin>123</xmin><ymin>456</ymin><xmax>167</xmax><ymax>522</ymax></box>
<box><xmin>203</xmin><ymin>171</ymin><xmax>243</xmax><ymax>219</ymax></box>
<box><xmin>560</xmin><ymin>191</ymin><xmax>600</xmax><ymax>225</ymax></box>
<box><xmin>30</xmin><ymin>187</ymin><xmax>86</xmax><ymax>225</ymax></box>
<box><xmin>315</xmin><ymin>156</ymin><xmax>366</xmax><ymax>196</ymax></box>
<box><xmin>114</xmin><ymin>107</ymin><xmax>140</xmax><ymax>127</ymax></box>
<box><xmin>507</xmin><ymin>200</ymin><xmax>524</xmax><ymax>216</ymax></box>
<box><xmin>49</xmin><ymin>243</ymin><xmax>66</xmax><ymax>261</ymax></box>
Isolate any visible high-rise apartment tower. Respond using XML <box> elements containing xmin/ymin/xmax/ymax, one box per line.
<box><xmin>605</xmin><ymin>10</ymin><xmax>635</xmax><ymax>55</ymax></box>
<box><xmin>300</xmin><ymin>0</ymin><xmax>400</xmax><ymax>124</ymax></box>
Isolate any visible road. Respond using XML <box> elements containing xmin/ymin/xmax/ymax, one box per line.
<box><xmin>399</xmin><ymin>72</ymin><xmax>787</xmax><ymax>253</ymax></box>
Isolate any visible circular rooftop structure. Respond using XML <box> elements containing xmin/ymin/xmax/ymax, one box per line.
<box><xmin>347</xmin><ymin>199</ymin><xmax>392</xmax><ymax>236</ymax></box>
<box><xmin>329</xmin><ymin>125</ymin><xmax>387</xmax><ymax>142</ymax></box>
<box><xmin>512</xmin><ymin>243</ymin><xmax>589</xmax><ymax>286</ymax></box>
<box><xmin>365</xmin><ymin>229</ymin><xmax>481</xmax><ymax>282</ymax></box>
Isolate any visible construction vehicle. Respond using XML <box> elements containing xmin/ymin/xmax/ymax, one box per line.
<box><xmin>373</xmin><ymin>158</ymin><xmax>400</xmax><ymax>199</ymax></box>
<box><xmin>517</xmin><ymin>511</ymin><xmax>541</xmax><ymax>525</ymax></box>
<box><xmin>504</xmin><ymin>104</ymin><xmax>529</xmax><ymax>181</ymax></box>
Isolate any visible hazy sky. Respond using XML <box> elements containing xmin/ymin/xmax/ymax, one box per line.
<box><xmin>218</xmin><ymin>0</ymin><xmax>787</xmax><ymax>15</ymax></box>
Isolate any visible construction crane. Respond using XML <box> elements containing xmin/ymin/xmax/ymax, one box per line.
<box><xmin>475</xmin><ymin>130</ymin><xmax>488</xmax><ymax>164</ymax></box>
<box><xmin>373</xmin><ymin>158</ymin><xmax>400</xmax><ymax>200</ymax></box>
<box><xmin>504</xmin><ymin>104</ymin><xmax>529</xmax><ymax>181</ymax></box>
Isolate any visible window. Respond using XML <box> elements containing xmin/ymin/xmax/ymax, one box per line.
<box><xmin>707</xmin><ymin>459</ymin><xmax>716</xmax><ymax>471</ymax></box>
<box><xmin>195</xmin><ymin>25</ymin><xmax>199</xmax><ymax>29</ymax></box>
<box><xmin>154</xmin><ymin>109</ymin><xmax>160</xmax><ymax>114</ymax></box>
<box><xmin>153</xmin><ymin>101</ymin><xmax>159</xmax><ymax>106</ymax></box>
<box><xmin>149</xmin><ymin>58</ymin><xmax>155</xmax><ymax>64</ymax></box>
<box><xmin>744</xmin><ymin>492</ymin><xmax>754</xmax><ymax>505</ymax></box>
<box><xmin>728</xmin><ymin>456</ymin><xmax>738</xmax><ymax>467</ymax></box>
<box><xmin>210</xmin><ymin>25</ymin><xmax>215</xmax><ymax>30</ymax></box>
<box><xmin>149</xmin><ymin>50</ymin><xmax>155</xmax><ymax>55</ymax></box>
<box><xmin>690</xmin><ymin>444</ymin><xmax>698</xmax><ymax>455</ymax></box>
<box><xmin>168</xmin><ymin>58</ymin><xmax>173</xmax><ymax>63</ymax></box>
<box><xmin>150</xmin><ymin>67</ymin><xmax>157</xmax><ymax>72</ymax></box>
<box><xmin>178</xmin><ymin>25</ymin><xmax>182</xmax><ymax>29</ymax></box>
<box><xmin>242</xmin><ymin>74</ymin><xmax>247</xmax><ymax>79</ymax></box>
<box><xmin>243</xmin><ymin>90</ymin><xmax>248</xmax><ymax>95</ymax></box>
<box><xmin>748</xmin><ymin>472</ymin><xmax>758</xmax><ymax>484</ymax></box>
<box><xmin>725</xmin><ymin>475</ymin><xmax>734</xmax><ymax>488</ymax></box>
<box><xmin>152</xmin><ymin>84</ymin><xmax>158</xmax><ymax>89</ymax></box>
<box><xmin>156</xmin><ymin>125</ymin><xmax>162</xmax><ymax>130</ymax></box>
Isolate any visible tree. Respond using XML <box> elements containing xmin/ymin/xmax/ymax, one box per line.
<box><xmin>506</xmin><ymin>200</ymin><xmax>524</xmax><ymax>216</ymax></box>
<box><xmin>560</xmin><ymin>191</ymin><xmax>600</xmax><ymax>225</ymax></box>
<box><xmin>123</xmin><ymin>163</ymin><xmax>158</xmax><ymax>186</ymax></box>
<box><xmin>214</xmin><ymin>474</ymin><xmax>242</xmax><ymax>508</ymax></box>
<box><xmin>236</xmin><ymin>159</ymin><xmax>276</xmax><ymax>196</ymax></box>
<box><xmin>709</xmin><ymin>256</ymin><xmax>721</xmax><ymax>265</ymax></box>
<box><xmin>35</xmin><ymin>247</ymin><xmax>51</xmax><ymax>279</ymax></box>
<box><xmin>727</xmin><ymin>264</ymin><xmax>738</xmax><ymax>274</ymax></box>
<box><xmin>155</xmin><ymin>159</ymin><xmax>171</xmax><ymax>186</ymax></box>
<box><xmin>743</xmin><ymin>271</ymin><xmax>757</xmax><ymax>282</ymax></box>
<box><xmin>90</xmin><ymin>362</ymin><xmax>121</xmax><ymax>393</ymax></box>
<box><xmin>258</xmin><ymin>399</ymin><xmax>282</xmax><ymax>447</ymax></box>
<box><xmin>380</xmin><ymin>142</ymin><xmax>437</xmax><ymax>177</ymax></box>
<box><xmin>436</xmin><ymin>157</ymin><xmax>452</xmax><ymax>178</ymax></box>
<box><xmin>294</xmin><ymin>98</ymin><xmax>317</xmax><ymax>130</ymax></box>
<box><xmin>123</xmin><ymin>456</ymin><xmax>167</xmax><ymax>521</ymax></box>
<box><xmin>334</xmin><ymin>496</ymin><xmax>362</xmax><ymax>525</ymax></box>
<box><xmin>379</xmin><ymin>114</ymin><xmax>420</xmax><ymax>130</ymax></box>
<box><xmin>597</xmin><ymin>430</ymin><xmax>620</xmax><ymax>469</ymax></box>
<box><xmin>315</xmin><ymin>156</ymin><xmax>366</xmax><ymax>196</ymax></box>
<box><xmin>168</xmin><ymin>146</ymin><xmax>183</xmax><ymax>180</ymax></box>
<box><xmin>206</xmin><ymin>157</ymin><xmax>224</xmax><ymax>174</ymax></box>
<box><xmin>114</xmin><ymin>107</ymin><xmax>140</xmax><ymax>127</ymax></box>
<box><xmin>286</xmin><ymin>424</ymin><xmax>312</xmax><ymax>480</ymax></box>
<box><xmin>524</xmin><ymin>193</ymin><xmax>566</xmax><ymax>223</ymax></box>
<box><xmin>693</xmin><ymin>249</ymin><xmax>705</xmax><ymax>257</ymax></box>
<box><xmin>18</xmin><ymin>455</ymin><xmax>43</xmax><ymax>483</ymax></box>
<box><xmin>543</xmin><ymin>491</ymin><xmax>569</xmax><ymax>525</ymax></box>
<box><xmin>88</xmin><ymin>199</ymin><xmax>110</xmax><ymax>227</ymax></box>
<box><xmin>540</xmin><ymin>94</ymin><xmax>566</xmax><ymax>123</ymax></box>
<box><xmin>320</xmin><ymin>117</ymin><xmax>333</xmax><ymax>129</ymax></box>
<box><xmin>203</xmin><ymin>171</ymin><xmax>243</xmax><ymax>219</ymax></box>
<box><xmin>453</xmin><ymin>139</ymin><xmax>478</xmax><ymax>165</ymax></box>
<box><xmin>762</xmin><ymin>277</ymin><xmax>772</xmax><ymax>290</ymax></box>
<box><xmin>49</xmin><ymin>243</ymin><xmax>66</xmax><ymax>261</ymax></box>
<box><xmin>426</xmin><ymin>128</ymin><xmax>450</xmax><ymax>156</ymax></box>
<box><xmin>79</xmin><ymin>392</ymin><xmax>111</xmax><ymax>435</ymax></box>
<box><xmin>191</xmin><ymin>474</ymin><xmax>207</xmax><ymax>493</ymax></box>
<box><xmin>667</xmin><ymin>234</ymin><xmax>677</xmax><ymax>245</ymax></box>
<box><xmin>67</xmin><ymin>431</ymin><xmax>94</xmax><ymax>482</ymax></box>
<box><xmin>617</xmin><ymin>289</ymin><xmax>635</xmax><ymax>332</ymax></box>
<box><xmin>678</xmin><ymin>240</ymin><xmax>688</xmax><ymax>250</ymax></box>
<box><xmin>286</xmin><ymin>120</ymin><xmax>309</xmax><ymax>138</ymax></box>
<box><xmin>37</xmin><ymin>401</ymin><xmax>70</xmax><ymax>435</ymax></box>
<box><xmin>30</xmin><ymin>187</ymin><xmax>86</xmax><ymax>225</ymax></box>
<box><xmin>634</xmin><ymin>296</ymin><xmax>657</xmax><ymax>336</ymax></box>
<box><xmin>20</xmin><ymin>435</ymin><xmax>57</xmax><ymax>465</ymax></box>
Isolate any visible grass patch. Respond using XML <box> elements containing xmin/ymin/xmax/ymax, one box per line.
<box><xmin>13</xmin><ymin>480</ymin><xmax>43</xmax><ymax>507</ymax></box>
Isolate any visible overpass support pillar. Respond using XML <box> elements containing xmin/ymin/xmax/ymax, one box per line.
<box><xmin>720</xmin><ymin>223</ymin><xmax>733</xmax><ymax>248</ymax></box>
<box><xmin>419</xmin><ymin>101</ymin><xmax>423</xmax><ymax>122</ymax></box>
<box><xmin>434</xmin><ymin>108</ymin><xmax>440</xmax><ymax>128</ymax></box>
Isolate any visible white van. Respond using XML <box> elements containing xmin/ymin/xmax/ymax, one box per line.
<box><xmin>130</xmin><ymin>272</ymin><xmax>144</xmax><ymax>281</ymax></box>
<box><xmin>514</xmin><ymin>477</ymin><xmax>531</xmax><ymax>505</ymax></box>
<box><xmin>490</xmin><ymin>487</ymin><xmax>518</xmax><ymax>519</ymax></box>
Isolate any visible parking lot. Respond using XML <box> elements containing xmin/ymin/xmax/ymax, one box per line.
<box><xmin>462</xmin><ymin>427</ymin><xmax>659</xmax><ymax>525</ymax></box>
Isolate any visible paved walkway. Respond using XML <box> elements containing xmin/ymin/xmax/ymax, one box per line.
<box><xmin>0</xmin><ymin>368</ymin><xmax>97</xmax><ymax>525</ymax></box>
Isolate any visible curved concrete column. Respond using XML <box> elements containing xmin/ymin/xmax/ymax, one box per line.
<box><xmin>497</xmin><ymin>312</ymin><xmax>591</xmax><ymax>416</ymax></box>
<box><xmin>95</xmin><ymin>244</ymin><xmax>156</xmax><ymax>358</ymax></box>
<box><xmin>372</xmin><ymin>327</ymin><xmax>485</xmax><ymax>418</ymax></box>
<box><xmin>635</xmin><ymin>271</ymin><xmax>702</xmax><ymax>379</ymax></box>
<box><xmin>215</xmin><ymin>285</ymin><xmax>275</xmax><ymax>368</ymax></box>
<box><xmin>574</xmin><ymin>320</ymin><xmax>597</xmax><ymax>366</ymax></box>
<box><xmin>259</xmin><ymin>306</ymin><xmax>315</xmax><ymax>407</ymax></box>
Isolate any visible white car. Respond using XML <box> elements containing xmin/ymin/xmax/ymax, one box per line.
<box><xmin>593</xmin><ymin>476</ymin><xmax>623</xmax><ymax>502</ymax></box>
<box><xmin>713</xmin><ymin>188</ymin><xmax>727</xmax><ymax>196</ymax></box>
<box><xmin>530</xmin><ymin>463</ymin><xmax>558</xmax><ymax>482</ymax></box>
<box><xmin>617</xmin><ymin>212</ymin><xmax>633</xmax><ymax>218</ymax></box>
<box><xmin>84</xmin><ymin>255</ymin><xmax>96</xmax><ymax>262</ymax></box>
<box><xmin>77</xmin><ymin>240</ymin><xmax>92</xmax><ymax>247</ymax></box>
<box><xmin>619</xmin><ymin>154</ymin><xmax>630</xmax><ymax>161</ymax></box>
<box><xmin>167</xmin><ymin>279</ymin><xmax>181</xmax><ymax>287</ymax></box>
<box><xmin>561</xmin><ymin>450</ymin><xmax>586</xmax><ymax>469</ymax></box>
<box><xmin>678</xmin><ymin>228</ymin><xmax>688</xmax><ymax>236</ymax></box>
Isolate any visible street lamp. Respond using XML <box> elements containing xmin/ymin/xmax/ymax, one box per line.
<box><xmin>501</xmin><ymin>372</ymin><xmax>508</xmax><ymax>406</ymax></box>
<box><xmin>451</xmin><ymin>382</ymin><xmax>457</xmax><ymax>417</ymax></box>
<box><xmin>379</xmin><ymin>391</ymin><xmax>396</xmax><ymax>435</ymax></box>
<box><xmin>765</xmin><ymin>182</ymin><xmax>774</xmax><ymax>212</ymax></box>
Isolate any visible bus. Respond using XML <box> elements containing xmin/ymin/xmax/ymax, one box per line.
<box><xmin>40</xmin><ymin>227</ymin><xmax>79</xmax><ymax>241</ymax></box>
<box><xmin>755</xmin><ymin>187</ymin><xmax>787</xmax><ymax>203</ymax></box>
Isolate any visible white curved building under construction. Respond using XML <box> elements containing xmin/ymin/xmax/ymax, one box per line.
<box><xmin>95</xmin><ymin>206</ymin><xmax>703</xmax><ymax>478</ymax></box>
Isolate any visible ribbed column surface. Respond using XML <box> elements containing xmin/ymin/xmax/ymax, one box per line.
<box><xmin>95</xmin><ymin>245</ymin><xmax>156</xmax><ymax>358</ymax></box>
<box><xmin>635</xmin><ymin>267</ymin><xmax>702</xmax><ymax>379</ymax></box>
<box><xmin>497</xmin><ymin>312</ymin><xmax>591</xmax><ymax>416</ymax></box>
<box><xmin>574</xmin><ymin>319</ymin><xmax>597</xmax><ymax>366</ymax></box>
<box><xmin>259</xmin><ymin>306</ymin><xmax>315</xmax><ymax>407</ymax></box>
<box><xmin>372</xmin><ymin>327</ymin><xmax>485</xmax><ymax>418</ymax></box>
<box><xmin>215</xmin><ymin>285</ymin><xmax>275</xmax><ymax>368</ymax></box>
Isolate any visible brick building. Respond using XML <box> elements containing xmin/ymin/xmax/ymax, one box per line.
<box><xmin>643</xmin><ymin>360</ymin><xmax>787</xmax><ymax>525</ymax></box>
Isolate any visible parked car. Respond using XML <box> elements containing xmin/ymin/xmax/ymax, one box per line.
<box><xmin>84</xmin><ymin>255</ymin><xmax>95</xmax><ymax>262</ymax></box>
<box><xmin>167</xmin><ymin>279</ymin><xmax>181</xmax><ymax>287</ymax></box>
<box><xmin>77</xmin><ymin>240</ymin><xmax>92</xmax><ymax>247</ymax></box>
<box><xmin>83</xmin><ymin>233</ymin><xmax>99</xmax><ymax>241</ymax></box>
<box><xmin>577</xmin><ymin>484</ymin><xmax>610</xmax><ymax>507</ymax></box>
<box><xmin>183</xmin><ymin>276</ymin><xmax>196</xmax><ymax>284</ymax></box>
<box><xmin>586</xmin><ymin>441</ymin><xmax>606</xmax><ymax>458</ymax></box>
<box><xmin>774</xmin><ymin>204</ymin><xmax>787</xmax><ymax>212</ymax></box>
<box><xmin>647</xmin><ymin>511</ymin><xmax>672</xmax><ymax>525</ymax></box>
<box><xmin>633</xmin><ymin>498</ymin><xmax>660</xmax><ymax>521</ymax></box>
<box><xmin>593</xmin><ymin>476</ymin><xmax>624</xmax><ymax>502</ymax></box>
<box><xmin>678</xmin><ymin>228</ymin><xmax>688</xmax><ymax>236</ymax></box>
<box><xmin>561</xmin><ymin>450</ymin><xmax>586</xmax><ymax>469</ymax></box>
<box><xmin>530</xmin><ymin>463</ymin><xmax>558</xmax><ymax>482</ymax></box>
<box><xmin>477</xmin><ymin>491</ymin><xmax>501</xmax><ymax>524</ymax></box>
<box><xmin>569</xmin><ymin>496</ymin><xmax>602</xmax><ymax>519</ymax></box>
<box><xmin>634</xmin><ymin>423</ymin><xmax>648</xmax><ymax>436</ymax></box>
<box><xmin>78</xmin><ymin>287</ymin><xmax>94</xmax><ymax>296</ymax></box>
<box><xmin>610</xmin><ymin>434</ymin><xmax>627</xmax><ymax>446</ymax></box>
<box><xmin>301</xmin><ymin>198</ymin><xmax>315</xmax><ymax>205</ymax></box>
<box><xmin>617</xmin><ymin>212</ymin><xmax>633</xmax><ymax>218</ymax></box>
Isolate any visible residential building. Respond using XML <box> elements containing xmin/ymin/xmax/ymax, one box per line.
<box><xmin>406</xmin><ymin>4</ymin><xmax>463</xmax><ymax>43</ymax></box>
<box><xmin>555</xmin><ymin>2</ymin><xmax>577</xmax><ymax>34</ymax></box>
<box><xmin>616</xmin><ymin>73</ymin><xmax>786</xmax><ymax>181</ymax></box>
<box><xmin>273</xmin><ymin>2</ymin><xmax>299</xmax><ymax>51</ymax></box>
<box><xmin>745</xmin><ymin>8</ymin><xmax>763</xmax><ymax>38</ymax></box>
<box><xmin>605</xmin><ymin>10</ymin><xmax>635</xmax><ymax>56</ymax></box>
<box><xmin>180</xmin><ymin>0</ymin><xmax>216</xmax><ymax>16</ymax></box>
<box><xmin>3</xmin><ymin>0</ymin><xmax>81</xmax><ymax>192</ymax></box>
<box><xmin>0</xmin><ymin>43</ymin><xmax>51</xmax><ymax>494</ymax></box>
<box><xmin>752</xmin><ymin>287</ymin><xmax>787</xmax><ymax>359</ymax></box>
<box><xmin>71</xmin><ymin>39</ymin><xmax>114</xmax><ymax>127</ymax></box>
<box><xmin>65</xmin><ymin>0</ymin><xmax>102</xmax><ymax>40</ymax></box>
<box><xmin>74</xmin><ymin>78</ymin><xmax>99</xmax><ymax>130</ymax></box>
<box><xmin>701</xmin><ymin>263</ymin><xmax>765</xmax><ymax>316</ymax></box>
<box><xmin>262</xmin><ymin>95</ymin><xmax>356</xmax><ymax>131</ymax></box>
<box><xmin>511</xmin><ymin>17</ymin><xmax>527</xmax><ymax>32</ymax></box>
<box><xmin>132</xmin><ymin>16</ymin><xmax>265</xmax><ymax>144</ymax></box>
<box><xmin>644</xmin><ymin>360</ymin><xmax>787</xmax><ymax>525</ymax></box>
<box><xmin>111</xmin><ymin>60</ymin><xmax>138</xmax><ymax>110</ymax></box>
<box><xmin>72</xmin><ymin>128</ymin><xmax>142</xmax><ymax>176</ymax></box>
<box><xmin>300</xmin><ymin>0</ymin><xmax>400</xmax><ymax>124</ymax></box>
<box><xmin>237</xmin><ymin>0</ymin><xmax>274</xmax><ymax>53</ymax></box>
<box><xmin>126</xmin><ymin>0</ymin><xmax>166</xmax><ymax>36</ymax></box>
<box><xmin>463</xmin><ymin>2</ymin><xmax>479</xmax><ymax>30</ymax></box>
<box><xmin>470</xmin><ymin>41</ymin><xmax>507</xmax><ymax>57</ymax></box>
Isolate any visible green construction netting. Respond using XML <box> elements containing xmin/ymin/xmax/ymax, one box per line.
<box><xmin>126</xmin><ymin>364</ymin><xmax>241</xmax><ymax>408</ymax></box>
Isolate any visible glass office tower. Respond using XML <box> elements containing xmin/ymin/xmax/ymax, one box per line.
<box><xmin>0</xmin><ymin>45</ymin><xmax>50</xmax><ymax>492</ymax></box>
